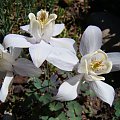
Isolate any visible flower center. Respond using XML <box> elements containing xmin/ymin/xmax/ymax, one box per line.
<box><xmin>90</xmin><ymin>59</ymin><xmax>104</xmax><ymax>71</ymax></box>
<box><xmin>38</xmin><ymin>11</ymin><xmax>48</xmax><ymax>26</ymax></box>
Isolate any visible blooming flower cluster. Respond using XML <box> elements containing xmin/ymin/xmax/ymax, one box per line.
<box><xmin>1</xmin><ymin>9</ymin><xmax>120</xmax><ymax>106</ymax></box>
<box><xmin>55</xmin><ymin>26</ymin><xmax>120</xmax><ymax>106</ymax></box>
<box><xmin>4</xmin><ymin>9</ymin><xmax>78</xmax><ymax>71</ymax></box>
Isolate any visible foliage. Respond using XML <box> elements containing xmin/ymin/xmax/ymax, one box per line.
<box><xmin>9</xmin><ymin>77</ymin><xmax>83</xmax><ymax>120</ymax></box>
<box><xmin>114</xmin><ymin>98</ymin><xmax>120</xmax><ymax>119</ymax></box>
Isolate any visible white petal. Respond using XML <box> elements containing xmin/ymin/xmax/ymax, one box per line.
<box><xmin>0</xmin><ymin>60</ymin><xmax>13</xmax><ymax>72</ymax></box>
<box><xmin>0</xmin><ymin>44</ymin><xmax>5</xmax><ymax>51</ymax></box>
<box><xmin>89</xmin><ymin>81</ymin><xmax>115</xmax><ymax>106</ymax></box>
<box><xmin>28</xmin><ymin>13</ymin><xmax>41</xmax><ymax>41</ymax></box>
<box><xmin>55</xmin><ymin>74</ymin><xmax>83</xmax><ymax>101</ymax></box>
<box><xmin>13</xmin><ymin>58</ymin><xmax>41</xmax><ymax>77</ymax></box>
<box><xmin>47</xmin><ymin>14</ymin><xmax>57</xmax><ymax>24</ymax></box>
<box><xmin>9</xmin><ymin>47</ymin><xmax>22</xmax><ymax>59</ymax></box>
<box><xmin>46</xmin><ymin>47</ymin><xmax>79</xmax><ymax>71</ymax></box>
<box><xmin>29</xmin><ymin>19</ymin><xmax>41</xmax><ymax>42</ymax></box>
<box><xmin>50</xmin><ymin>38</ymin><xmax>76</xmax><ymax>53</ymax></box>
<box><xmin>52</xmin><ymin>24</ymin><xmax>65</xmax><ymax>36</ymax></box>
<box><xmin>85</xmin><ymin>74</ymin><xmax>105</xmax><ymax>81</ymax></box>
<box><xmin>91</xmin><ymin>49</ymin><xmax>108</xmax><ymax>61</ymax></box>
<box><xmin>28</xmin><ymin>13</ymin><xmax>36</xmax><ymax>20</ymax></box>
<box><xmin>42</xmin><ymin>21</ymin><xmax>54</xmax><ymax>42</ymax></box>
<box><xmin>45</xmin><ymin>14</ymin><xmax>57</xmax><ymax>26</ymax></box>
<box><xmin>107</xmin><ymin>52</ymin><xmax>120</xmax><ymax>72</ymax></box>
<box><xmin>3</xmin><ymin>34</ymin><xmax>32</xmax><ymax>48</ymax></box>
<box><xmin>78</xmin><ymin>59</ymin><xmax>88</xmax><ymax>74</ymax></box>
<box><xmin>29</xmin><ymin>40</ymin><xmax>53</xmax><ymax>68</ymax></box>
<box><xmin>0</xmin><ymin>72</ymin><xmax>13</xmax><ymax>102</ymax></box>
<box><xmin>102</xmin><ymin>61</ymin><xmax>112</xmax><ymax>74</ymax></box>
<box><xmin>3</xmin><ymin>52</ymin><xmax>15</xmax><ymax>63</ymax></box>
<box><xmin>20</xmin><ymin>25</ymin><xmax>30</xmax><ymax>33</ymax></box>
<box><xmin>0</xmin><ymin>51</ymin><xmax>14</xmax><ymax>72</ymax></box>
<box><xmin>80</xmin><ymin>25</ymin><xmax>102</xmax><ymax>55</ymax></box>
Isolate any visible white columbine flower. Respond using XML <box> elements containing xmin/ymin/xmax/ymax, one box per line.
<box><xmin>0</xmin><ymin>44</ymin><xmax>41</xmax><ymax>102</ymax></box>
<box><xmin>55</xmin><ymin>26</ymin><xmax>120</xmax><ymax>106</ymax></box>
<box><xmin>3</xmin><ymin>9</ymin><xmax>78</xmax><ymax>71</ymax></box>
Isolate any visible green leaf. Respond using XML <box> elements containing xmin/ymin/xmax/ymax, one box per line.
<box><xmin>42</xmin><ymin>80</ymin><xmax>49</xmax><ymax>87</ymax></box>
<box><xmin>73</xmin><ymin>101</ymin><xmax>82</xmax><ymax>116</ymax></box>
<box><xmin>33</xmin><ymin>77</ymin><xmax>42</xmax><ymax>89</ymax></box>
<box><xmin>40</xmin><ymin>116</ymin><xmax>49</xmax><ymax>120</ymax></box>
<box><xmin>66</xmin><ymin>101</ymin><xmax>82</xmax><ymax>119</ymax></box>
<box><xmin>39</xmin><ymin>93</ymin><xmax>52</xmax><ymax>105</ymax></box>
<box><xmin>49</xmin><ymin>102</ymin><xmax>63</xmax><ymax>111</ymax></box>
<box><xmin>114</xmin><ymin>98</ymin><xmax>120</xmax><ymax>117</ymax></box>
<box><xmin>48</xmin><ymin>117</ymin><xmax>55</xmax><ymax>120</ymax></box>
<box><xmin>70</xmin><ymin>117</ymin><xmax>81</xmax><ymax>120</ymax></box>
<box><xmin>57</xmin><ymin>112</ymin><xmax>67</xmax><ymax>120</ymax></box>
<box><xmin>85</xmin><ymin>90</ymin><xmax>95</xmax><ymax>97</ymax></box>
<box><xmin>67</xmin><ymin>110</ymin><xmax>75</xmax><ymax>118</ymax></box>
<box><xmin>115</xmin><ymin>110</ymin><xmax>120</xmax><ymax>118</ymax></box>
<box><xmin>33</xmin><ymin>92</ymin><xmax>40</xmax><ymax>100</ymax></box>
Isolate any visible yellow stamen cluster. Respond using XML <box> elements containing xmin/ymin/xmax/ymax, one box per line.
<box><xmin>90</xmin><ymin>59</ymin><xmax>104</xmax><ymax>71</ymax></box>
<box><xmin>38</xmin><ymin>10</ymin><xmax>48</xmax><ymax>26</ymax></box>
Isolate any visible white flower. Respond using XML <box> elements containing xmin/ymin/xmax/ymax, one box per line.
<box><xmin>3</xmin><ymin>9</ymin><xmax>78</xmax><ymax>71</ymax></box>
<box><xmin>55</xmin><ymin>26</ymin><xmax>120</xmax><ymax>106</ymax></box>
<box><xmin>78</xmin><ymin>49</ymin><xmax>112</xmax><ymax>81</ymax></box>
<box><xmin>0</xmin><ymin>45</ymin><xmax>41</xmax><ymax>102</ymax></box>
